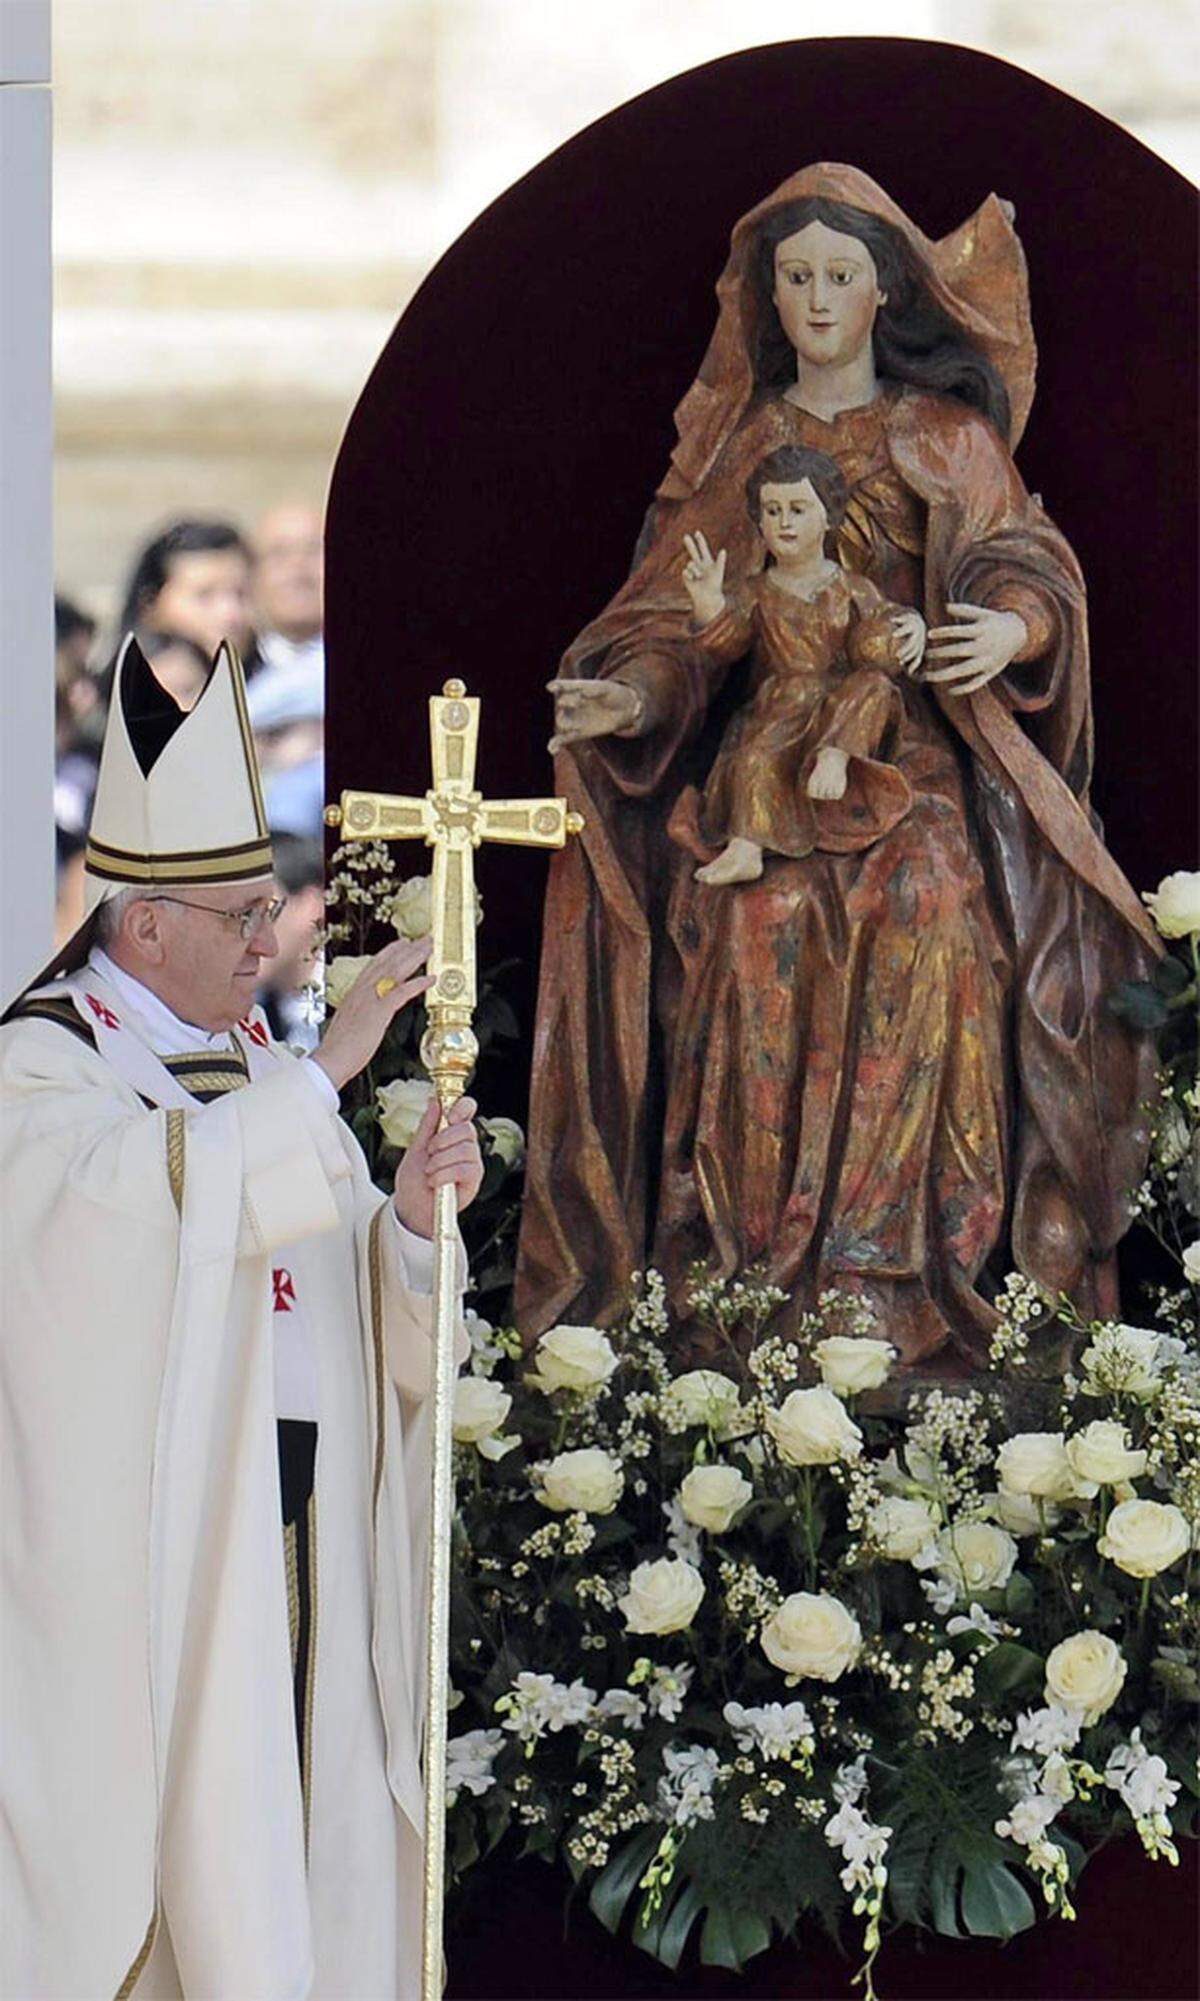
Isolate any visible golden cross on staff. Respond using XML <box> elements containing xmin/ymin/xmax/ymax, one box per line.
<box><xmin>325</xmin><ymin>677</ymin><xmax>582</xmax><ymax>2001</ymax></box>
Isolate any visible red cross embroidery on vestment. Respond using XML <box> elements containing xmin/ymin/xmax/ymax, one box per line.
<box><xmin>84</xmin><ymin>994</ymin><xmax>121</xmax><ymax>1030</ymax></box>
<box><xmin>239</xmin><ymin>1015</ymin><xmax>269</xmax><ymax>1048</ymax></box>
<box><xmin>272</xmin><ymin>1268</ymin><xmax>297</xmax><ymax>1313</ymax></box>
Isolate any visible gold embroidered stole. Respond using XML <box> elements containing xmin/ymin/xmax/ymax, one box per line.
<box><xmin>158</xmin><ymin>1046</ymin><xmax>250</xmax><ymax>1103</ymax></box>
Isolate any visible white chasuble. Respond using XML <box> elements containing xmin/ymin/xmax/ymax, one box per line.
<box><xmin>1</xmin><ymin>964</ymin><xmax>456</xmax><ymax>1999</ymax></box>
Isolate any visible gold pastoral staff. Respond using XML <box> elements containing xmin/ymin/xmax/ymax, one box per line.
<box><xmin>325</xmin><ymin>677</ymin><xmax>582</xmax><ymax>2001</ymax></box>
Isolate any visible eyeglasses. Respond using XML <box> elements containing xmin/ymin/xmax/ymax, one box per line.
<box><xmin>146</xmin><ymin>894</ymin><xmax>287</xmax><ymax>941</ymax></box>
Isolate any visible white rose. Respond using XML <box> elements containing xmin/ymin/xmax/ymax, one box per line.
<box><xmin>526</xmin><ymin>1324</ymin><xmax>619</xmax><ymax>1395</ymax></box>
<box><xmin>934</xmin><ymin>1521</ymin><xmax>1018</xmax><ymax>1599</ymax></box>
<box><xmin>678</xmin><ymin>1463</ymin><xmax>753</xmax><ymax>1535</ymax></box>
<box><xmin>661</xmin><ymin>1369</ymin><xmax>744</xmax><ymax>1433</ymax></box>
<box><xmin>868</xmin><ymin>1495</ymin><xmax>938</xmax><ymax>1562</ymax></box>
<box><xmin>1065</xmin><ymin>1421</ymin><xmax>1148</xmax><ymax>1488</ymax></box>
<box><xmin>618</xmin><ymin>1557</ymin><xmax>705</xmax><ymax>1635</ymax></box>
<box><xmin>766</xmin><ymin>1386</ymin><xmax>863</xmax><ymax>1467</ymax></box>
<box><xmin>481</xmin><ymin>1115</ymin><xmax>525</xmax><ymax>1170</ymax></box>
<box><xmin>452</xmin><ymin>1376</ymin><xmax>513</xmax><ymax>1446</ymax></box>
<box><xmin>813</xmin><ymin>1336</ymin><xmax>895</xmax><ymax>1397</ymax></box>
<box><xmin>1142</xmin><ymin>870</ymin><xmax>1200</xmax><ymax>940</ymax></box>
<box><xmin>390</xmin><ymin>873</ymin><xmax>434</xmax><ymax>940</ymax></box>
<box><xmin>995</xmin><ymin>1432</ymin><xmax>1086</xmax><ymax>1502</ymax></box>
<box><xmin>535</xmin><ymin>1447</ymin><xmax>624</xmax><ymax>1516</ymax></box>
<box><xmin>1080</xmin><ymin>1326</ymin><xmax>1162</xmax><ymax>1400</ymax></box>
<box><xmin>1183</xmin><ymin>1242</ymin><xmax>1200</xmax><ymax>1285</ymax></box>
<box><xmin>376</xmin><ymin>1076</ymin><xmax>435</xmax><ymax>1150</ymax></box>
<box><xmin>984</xmin><ymin>1489</ymin><xmax>1062</xmax><ymax>1538</ymax></box>
<box><xmin>760</xmin><ymin>1592</ymin><xmax>862</xmax><ymax>1684</ymax></box>
<box><xmin>1096</xmin><ymin>1499</ymin><xmax>1191</xmax><ymax>1578</ymax></box>
<box><xmin>323</xmin><ymin>954</ymin><xmax>372</xmax><ymax>1009</ymax></box>
<box><xmin>1044</xmin><ymin>1631</ymin><xmax>1128</xmax><ymax>1723</ymax></box>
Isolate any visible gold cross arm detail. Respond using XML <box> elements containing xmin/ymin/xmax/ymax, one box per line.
<box><xmin>325</xmin><ymin>679</ymin><xmax>582</xmax><ymax>1017</ymax></box>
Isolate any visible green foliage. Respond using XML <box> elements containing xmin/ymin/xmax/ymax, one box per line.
<box><xmin>974</xmin><ymin>1641</ymin><xmax>1044</xmax><ymax>1701</ymax></box>
<box><xmin>698</xmin><ymin>1903</ymin><xmax>774</xmax><ymax>1970</ymax></box>
<box><xmin>588</xmin><ymin>1830</ymin><xmax>660</xmax><ymax>1935</ymax></box>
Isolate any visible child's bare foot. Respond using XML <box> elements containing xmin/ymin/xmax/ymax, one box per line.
<box><xmin>696</xmin><ymin>837</ymin><xmax>764</xmax><ymax>885</ymax></box>
<box><xmin>807</xmin><ymin>745</ymin><xmax>849</xmax><ymax>801</ymax></box>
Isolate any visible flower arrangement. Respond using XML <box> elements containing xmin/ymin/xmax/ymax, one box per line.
<box><xmin>324</xmin><ymin>862</ymin><xmax>1200</xmax><ymax>1992</ymax></box>
<box><xmin>444</xmin><ymin>1264</ymin><xmax>1197</xmax><ymax>1994</ymax></box>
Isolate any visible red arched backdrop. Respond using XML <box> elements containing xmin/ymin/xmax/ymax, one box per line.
<box><xmin>326</xmin><ymin>38</ymin><xmax>1197</xmax><ymax>2000</ymax></box>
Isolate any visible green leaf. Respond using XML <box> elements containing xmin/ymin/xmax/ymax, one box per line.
<box><xmin>655</xmin><ymin>1880</ymin><xmax>705</xmax><ymax>1972</ymax></box>
<box><xmin>1154</xmin><ymin>954</ymin><xmax>1192</xmax><ymax>997</ymax></box>
<box><xmin>1152</xmin><ymin>1649</ymin><xmax>1200</xmax><ymax>1703</ymax></box>
<box><xmin>1107</xmin><ymin>981</ymin><xmax>1169</xmax><ymax>1030</ymax></box>
<box><xmin>928</xmin><ymin>1847</ymin><xmax>963</xmax><ymax>1938</ymax></box>
<box><xmin>588</xmin><ymin>1828</ymin><xmax>659</xmax><ymax>1936</ymax></box>
<box><xmin>698</xmin><ymin>1902</ymin><xmax>772</xmax><ymax>1970</ymax></box>
<box><xmin>449</xmin><ymin>1812</ymin><xmax>480</xmax><ymax>1875</ymax></box>
<box><xmin>632</xmin><ymin>1874</ymin><xmax>700</xmax><ymax>1967</ymax></box>
<box><xmin>481</xmin><ymin>1793</ymin><xmax>511</xmax><ymax>1858</ymax></box>
<box><xmin>1004</xmin><ymin>1572</ymin><xmax>1035</xmax><ymax>1620</ymax></box>
<box><xmin>960</xmin><ymin>1859</ymin><xmax>1037</xmax><ymax>1939</ymax></box>
<box><xmin>885</xmin><ymin>1823</ymin><xmax>935</xmax><ymax>1927</ymax></box>
<box><xmin>976</xmin><ymin>1641</ymin><xmax>1043</xmax><ymax>1698</ymax></box>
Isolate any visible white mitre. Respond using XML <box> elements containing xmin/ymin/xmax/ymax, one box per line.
<box><xmin>5</xmin><ymin>634</ymin><xmax>273</xmax><ymax>1011</ymax></box>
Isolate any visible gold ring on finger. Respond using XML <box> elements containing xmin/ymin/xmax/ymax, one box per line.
<box><xmin>375</xmin><ymin>977</ymin><xmax>397</xmax><ymax>998</ymax></box>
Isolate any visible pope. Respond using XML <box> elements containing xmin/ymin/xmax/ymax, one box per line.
<box><xmin>0</xmin><ymin>637</ymin><xmax>482</xmax><ymax>1997</ymax></box>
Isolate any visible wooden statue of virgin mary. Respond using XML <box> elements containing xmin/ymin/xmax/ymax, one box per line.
<box><xmin>516</xmin><ymin>162</ymin><xmax>1160</xmax><ymax>1374</ymax></box>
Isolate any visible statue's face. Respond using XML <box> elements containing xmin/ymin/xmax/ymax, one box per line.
<box><xmin>757</xmin><ymin>479</ymin><xmax>828</xmax><ymax>563</ymax></box>
<box><xmin>772</xmin><ymin>220</ymin><xmax>887</xmax><ymax>370</ymax></box>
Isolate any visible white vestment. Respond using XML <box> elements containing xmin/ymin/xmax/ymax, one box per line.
<box><xmin>1</xmin><ymin>961</ymin><xmax>458</xmax><ymax>2000</ymax></box>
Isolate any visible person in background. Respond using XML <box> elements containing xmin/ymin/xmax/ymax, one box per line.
<box><xmin>55</xmin><ymin>594</ymin><xmax>104</xmax><ymax>746</ymax></box>
<box><xmin>117</xmin><ymin>517</ymin><xmax>255</xmax><ymax>664</ymax></box>
<box><xmin>258</xmin><ymin>834</ymin><xmax>326</xmax><ymax>1051</ymax></box>
<box><xmin>53</xmin><ymin>685</ymin><xmax>93</xmax><ymax>950</ymax></box>
<box><xmin>243</xmin><ymin>502</ymin><xmax>326</xmax><ymax>839</ymax></box>
<box><xmin>54</xmin><ymin>595</ymin><xmax>103</xmax><ymax>948</ymax></box>
<box><xmin>250</xmin><ymin>501</ymin><xmax>324</xmax><ymax>674</ymax></box>
<box><xmin>247</xmin><ymin>656</ymin><xmax>325</xmax><ymax>840</ymax></box>
<box><xmin>141</xmin><ymin>629</ymin><xmax>212</xmax><ymax>712</ymax></box>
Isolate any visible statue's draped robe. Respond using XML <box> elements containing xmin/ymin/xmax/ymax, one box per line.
<box><xmin>515</xmin><ymin>184</ymin><xmax>1158</xmax><ymax>1364</ymax></box>
<box><xmin>1</xmin><ymin>966</ymin><xmax>449</xmax><ymax>1999</ymax></box>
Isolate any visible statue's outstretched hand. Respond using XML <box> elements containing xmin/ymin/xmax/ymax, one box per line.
<box><xmin>547</xmin><ymin>678</ymin><xmax>644</xmax><ymax>754</ymax></box>
<box><xmin>681</xmin><ymin>531</ymin><xmax>728</xmax><ymax>626</ymax></box>
<box><xmin>923</xmin><ymin>602</ymin><xmax>1027</xmax><ymax>695</ymax></box>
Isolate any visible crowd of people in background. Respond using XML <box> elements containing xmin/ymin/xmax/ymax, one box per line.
<box><xmin>53</xmin><ymin>503</ymin><xmax>327</xmax><ymax>1045</ymax></box>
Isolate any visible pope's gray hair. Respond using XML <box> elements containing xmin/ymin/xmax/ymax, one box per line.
<box><xmin>93</xmin><ymin>885</ymin><xmax>146</xmax><ymax>943</ymax></box>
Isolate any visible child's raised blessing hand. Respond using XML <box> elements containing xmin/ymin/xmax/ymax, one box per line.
<box><xmin>681</xmin><ymin>531</ymin><xmax>728</xmax><ymax>627</ymax></box>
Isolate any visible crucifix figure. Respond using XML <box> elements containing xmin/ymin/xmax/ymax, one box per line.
<box><xmin>325</xmin><ymin>676</ymin><xmax>582</xmax><ymax>2001</ymax></box>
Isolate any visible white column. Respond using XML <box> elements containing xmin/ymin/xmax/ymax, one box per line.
<box><xmin>0</xmin><ymin>1</ymin><xmax>53</xmax><ymax>1000</ymax></box>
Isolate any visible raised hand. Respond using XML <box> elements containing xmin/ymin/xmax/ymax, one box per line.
<box><xmin>681</xmin><ymin>531</ymin><xmax>728</xmax><ymax>626</ymax></box>
<box><xmin>393</xmin><ymin>1093</ymin><xmax>483</xmax><ymax>1238</ymax></box>
<box><xmin>313</xmin><ymin>936</ymin><xmax>435</xmax><ymax>1092</ymax></box>
<box><xmin>923</xmin><ymin>602</ymin><xmax>1027</xmax><ymax>695</ymax></box>
<box><xmin>547</xmin><ymin>677</ymin><xmax>644</xmax><ymax>754</ymax></box>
